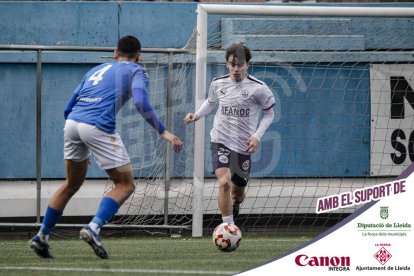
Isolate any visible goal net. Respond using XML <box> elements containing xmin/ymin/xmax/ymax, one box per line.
<box><xmin>108</xmin><ymin>5</ymin><xmax>414</xmax><ymax>237</ymax></box>
<box><xmin>106</xmin><ymin>52</ymin><xmax>196</xmax><ymax>231</ymax></box>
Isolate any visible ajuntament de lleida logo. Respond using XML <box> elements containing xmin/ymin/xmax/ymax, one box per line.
<box><xmin>380</xmin><ymin>206</ymin><xmax>389</xmax><ymax>219</ymax></box>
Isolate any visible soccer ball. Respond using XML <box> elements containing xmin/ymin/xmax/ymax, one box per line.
<box><xmin>212</xmin><ymin>222</ymin><xmax>242</xmax><ymax>252</ymax></box>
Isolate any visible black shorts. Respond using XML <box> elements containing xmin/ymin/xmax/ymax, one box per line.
<box><xmin>210</xmin><ymin>143</ymin><xmax>251</xmax><ymax>187</ymax></box>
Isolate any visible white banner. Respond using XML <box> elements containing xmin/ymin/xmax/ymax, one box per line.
<box><xmin>238</xmin><ymin>166</ymin><xmax>414</xmax><ymax>275</ymax></box>
<box><xmin>371</xmin><ymin>64</ymin><xmax>414</xmax><ymax>176</ymax></box>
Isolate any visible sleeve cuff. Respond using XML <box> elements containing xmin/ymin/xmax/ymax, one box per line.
<box><xmin>252</xmin><ymin>133</ymin><xmax>262</xmax><ymax>142</ymax></box>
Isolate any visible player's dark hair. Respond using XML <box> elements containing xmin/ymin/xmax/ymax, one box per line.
<box><xmin>225</xmin><ymin>43</ymin><xmax>251</xmax><ymax>63</ymax></box>
<box><xmin>117</xmin><ymin>35</ymin><xmax>141</xmax><ymax>58</ymax></box>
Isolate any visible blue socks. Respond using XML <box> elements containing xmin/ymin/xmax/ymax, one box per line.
<box><xmin>91</xmin><ymin>197</ymin><xmax>120</xmax><ymax>229</ymax></box>
<box><xmin>39</xmin><ymin>197</ymin><xmax>119</xmax><ymax>238</ymax></box>
<box><xmin>40</xmin><ymin>206</ymin><xmax>63</xmax><ymax>235</ymax></box>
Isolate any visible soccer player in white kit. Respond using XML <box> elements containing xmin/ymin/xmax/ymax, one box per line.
<box><xmin>184</xmin><ymin>43</ymin><xmax>275</xmax><ymax>224</ymax></box>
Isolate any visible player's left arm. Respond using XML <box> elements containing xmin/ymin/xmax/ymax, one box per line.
<box><xmin>131</xmin><ymin>68</ymin><xmax>183</xmax><ymax>152</ymax></box>
<box><xmin>247</xmin><ymin>86</ymin><xmax>276</xmax><ymax>153</ymax></box>
<box><xmin>64</xmin><ymin>76</ymin><xmax>86</xmax><ymax>119</ymax></box>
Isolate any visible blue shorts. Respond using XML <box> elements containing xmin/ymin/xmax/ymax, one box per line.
<box><xmin>210</xmin><ymin>143</ymin><xmax>251</xmax><ymax>187</ymax></box>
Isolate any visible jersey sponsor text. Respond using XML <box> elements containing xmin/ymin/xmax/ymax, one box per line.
<box><xmin>221</xmin><ymin>105</ymin><xmax>250</xmax><ymax>117</ymax></box>
<box><xmin>78</xmin><ymin>97</ymin><xmax>102</xmax><ymax>103</ymax></box>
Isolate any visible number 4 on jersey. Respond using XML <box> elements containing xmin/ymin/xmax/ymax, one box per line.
<box><xmin>88</xmin><ymin>64</ymin><xmax>112</xmax><ymax>85</ymax></box>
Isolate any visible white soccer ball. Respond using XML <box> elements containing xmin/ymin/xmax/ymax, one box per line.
<box><xmin>212</xmin><ymin>222</ymin><xmax>242</xmax><ymax>252</ymax></box>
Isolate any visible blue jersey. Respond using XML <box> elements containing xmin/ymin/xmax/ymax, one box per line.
<box><xmin>65</xmin><ymin>61</ymin><xmax>166</xmax><ymax>134</ymax></box>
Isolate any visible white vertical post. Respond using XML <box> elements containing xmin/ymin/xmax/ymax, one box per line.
<box><xmin>36</xmin><ymin>49</ymin><xmax>42</xmax><ymax>225</ymax></box>
<box><xmin>192</xmin><ymin>5</ymin><xmax>208</xmax><ymax>237</ymax></box>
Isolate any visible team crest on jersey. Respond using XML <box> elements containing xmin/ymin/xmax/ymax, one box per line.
<box><xmin>241</xmin><ymin>89</ymin><xmax>249</xmax><ymax>99</ymax></box>
<box><xmin>242</xmin><ymin>160</ymin><xmax>250</xmax><ymax>171</ymax></box>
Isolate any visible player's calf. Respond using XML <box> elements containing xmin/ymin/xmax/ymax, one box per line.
<box><xmin>232</xmin><ymin>203</ymin><xmax>240</xmax><ymax>221</ymax></box>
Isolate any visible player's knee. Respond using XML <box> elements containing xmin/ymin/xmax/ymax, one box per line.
<box><xmin>231</xmin><ymin>174</ymin><xmax>248</xmax><ymax>188</ymax></box>
<box><xmin>124</xmin><ymin>182</ymin><xmax>135</xmax><ymax>196</ymax></box>
<box><xmin>63</xmin><ymin>182</ymin><xmax>81</xmax><ymax>196</ymax></box>
<box><xmin>218</xmin><ymin>177</ymin><xmax>232</xmax><ymax>192</ymax></box>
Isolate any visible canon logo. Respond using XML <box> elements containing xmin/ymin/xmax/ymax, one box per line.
<box><xmin>295</xmin><ymin>254</ymin><xmax>350</xmax><ymax>267</ymax></box>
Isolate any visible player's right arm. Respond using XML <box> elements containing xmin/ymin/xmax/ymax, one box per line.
<box><xmin>183</xmin><ymin>100</ymin><xmax>217</xmax><ymax>124</ymax></box>
<box><xmin>184</xmin><ymin>82</ymin><xmax>218</xmax><ymax>124</ymax></box>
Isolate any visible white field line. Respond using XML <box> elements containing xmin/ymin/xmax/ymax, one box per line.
<box><xmin>0</xmin><ymin>266</ymin><xmax>237</xmax><ymax>275</ymax></box>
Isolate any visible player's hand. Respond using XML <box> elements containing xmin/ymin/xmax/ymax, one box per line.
<box><xmin>183</xmin><ymin>113</ymin><xmax>200</xmax><ymax>125</ymax></box>
<box><xmin>247</xmin><ymin>137</ymin><xmax>259</xmax><ymax>153</ymax></box>
<box><xmin>161</xmin><ymin>130</ymin><xmax>183</xmax><ymax>152</ymax></box>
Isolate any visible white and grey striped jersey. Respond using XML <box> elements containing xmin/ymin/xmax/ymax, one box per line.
<box><xmin>207</xmin><ymin>74</ymin><xmax>275</xmax><ymax>154</ymax></box>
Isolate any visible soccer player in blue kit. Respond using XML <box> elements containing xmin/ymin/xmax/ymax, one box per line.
<box><xmin>29</xmin><ymin>35</ymin><xmax>183</xmax><ymax>259</ymax></box>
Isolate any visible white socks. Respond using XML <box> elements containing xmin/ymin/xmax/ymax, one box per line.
<box><xmin>37</xmin><ymin>231</ymin><xmax>49</xmax><ymax>243</ymax></box>
<box><xmin>88</xmin><ymin>222</ymin><xmax>101</xmax><ymax>234</ymax></box>
<box><xmin>222</xmin><ymin>215</ymin><xmax>234</xmax><ymax>224</ymax></box>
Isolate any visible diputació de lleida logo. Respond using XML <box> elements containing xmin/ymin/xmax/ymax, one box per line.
<box><xmin>380</xmin><ymin>206</ymin><xmax>389</xmax><ymax>220</ymax></box>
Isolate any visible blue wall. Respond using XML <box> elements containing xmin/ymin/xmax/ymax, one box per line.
<box><xmin>0</xmin><ymin>64</ymin><xmax>37</xmax><ymax>178</ymax></box>
<box><xmin>0</xmin><ymin>1</ymin><xmax>201</xmax><ymax>178</ymax></box>
<box><xmin>0</xmin><ymin>2</ymin><xmax>119</xmax><ymax>47</ymax></box>
<box><xmin>0</xmin><ymin>2</ymin><xmax>197</xmax><ymax>48</ymax></box>
<box><xmin>1</xmin><ymin>2</ymin><xmax>413</xmax><ymax>179</ymax></box>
